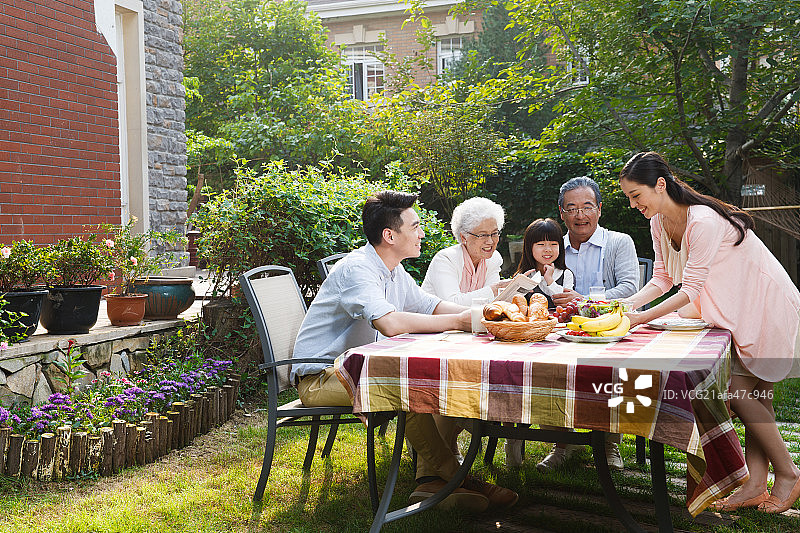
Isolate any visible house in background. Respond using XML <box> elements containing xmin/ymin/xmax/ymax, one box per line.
<box><xmin>0</xmin><ymin>0</ymin><xmax>187</xmax><ymax>257</ymax></box>
<box><xmin>307</xmin><ymin>0</ymin><xmax>483</xmax><ymax>100</ymax></box>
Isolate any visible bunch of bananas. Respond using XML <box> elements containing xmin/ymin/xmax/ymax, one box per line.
<box><xmin>566</xmin><ymin>306</ymin><xmax>631</xmax><ymax>337</ymax></box>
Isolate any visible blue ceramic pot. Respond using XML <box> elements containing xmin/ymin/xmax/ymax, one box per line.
<box><xmin>132</xmin><ymin>277</ymin><xmax>195</xmax><ymax>319</ymax></box>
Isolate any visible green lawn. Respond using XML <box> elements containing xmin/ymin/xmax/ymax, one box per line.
<box><xmin>1</xmin><ymin>382</ymin><xmax>800</xmax><ymax>532</ymax></box>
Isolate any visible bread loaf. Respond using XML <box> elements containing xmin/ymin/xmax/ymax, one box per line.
<box><xmin>512</xmin><ymin>295</ymin><xmax>528</xmax><ymax>317</ymax></box>
<box><xmin>497</xmin><ymin>301</ymin><xmax>520</xmax><ymax>315</ymax></box>
<box><xmin>528</xmin><ymin>293</ymin><xmax>550</xmax><ymax>320</ymax></box>
<box><xmin>508</xmin><ymin>312</ymin><xmax>527</xmax><ymax>322</ymax></box>
<box><xmin>483</xmin><ymin>303</ymin><xmax>505</xmax><ymax>321</ymax></box>
<box><xmin>529</xmin><ymin>293</ymin><xmax>548</xmax><ymax>308</ymax></box>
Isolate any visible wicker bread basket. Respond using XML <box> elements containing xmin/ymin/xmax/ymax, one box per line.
<box><xmin>481</xmin><ymin>318</ymin><xmax>558</xmax><ymax>342</ymax></box>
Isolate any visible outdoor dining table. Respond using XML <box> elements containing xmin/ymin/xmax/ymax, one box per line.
<box><xmin>334</xmin><ymin>322</ymin><xmax>748</xmax><ymax>532</ymax></box>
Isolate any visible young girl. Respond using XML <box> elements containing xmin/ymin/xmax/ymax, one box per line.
<box><xmin>516</xmin><ymin>218</ymin><xmax>575</xmax><ymax>309</ymax></box>
<box><xmin>505</xmin><ymin>219</ymin><xmax>577</xmax><ymax>469</ymax></box>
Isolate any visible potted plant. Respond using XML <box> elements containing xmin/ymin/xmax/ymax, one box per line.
<box><xmin>39</xmin><ymin>233</ymin><xmax>114</xmax><ymax>334</ymax></box>
<box><xmin>103</xmin><ymin>217</ymin><xmax>185</xmax><ymax>325</ymax></box>
<box><xmin>132</xmin><ymin>274</ymin><xmax>196</xmax><ymax>320</ymax></box>
<box><xmin>0</xmin><ymin>240</ymin><xmax>48</xmax><ymax>341</ymax></box>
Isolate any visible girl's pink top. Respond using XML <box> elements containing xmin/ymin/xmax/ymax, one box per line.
<box><xmin>649</xmin><ymin>205</ymin><xmax>800</xmax><ymax>382</ymax></box>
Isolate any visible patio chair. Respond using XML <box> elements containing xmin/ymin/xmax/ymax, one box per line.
<box><xmin>635</xmin><ymin>257</ymin><xmax>654</xmax><ymax>465</ymax></box>
<box><xmin>240</xmin><ymin>265</ymin><xmax>363</xmax><ymax>502</ymax></box>
<box><xmin>317</xmin><ymin>252</ymin><xmax>348</xmax><ymax>281</ymax></box>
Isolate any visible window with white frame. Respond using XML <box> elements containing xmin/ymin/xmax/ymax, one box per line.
<box><xmin>566</xmin><ymin>45</ymin><xmax>590</xmax><ymax>86</ymax></box>
<box><xmin>437</xmin><ymin>36</ymin><xmax>463</xmax><ymax>74</ymax></box>
<box><xmin>343</xmin><ymin>44</ymin><xmax>385</xmax><ymax>100</ymax></box>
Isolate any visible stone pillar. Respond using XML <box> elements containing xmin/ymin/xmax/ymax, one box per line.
<box><xmin>144</xmin><ymin>0</ymin><xmax>189</xmax><ymax>264</ymax></box>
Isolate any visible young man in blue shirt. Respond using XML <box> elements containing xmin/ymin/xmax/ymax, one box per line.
<box><xmin>291</xmin><ymin>190</ymin><xmax>518</xmax><ymax>511</ymax></box>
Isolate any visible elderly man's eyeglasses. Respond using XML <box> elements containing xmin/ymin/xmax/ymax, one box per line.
<box><xmin>466</xmin><ymin>231</ymin><xmax>501</xmax><ymax>240</ymax></box>
<box><xmin>562</xmin><ymin>205</ymin><xmax>598</xmax><ymax>216</ymax></box>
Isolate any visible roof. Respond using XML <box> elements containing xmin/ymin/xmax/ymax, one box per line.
<box><xmin>308</xmin><ymin>0</ymin><xmax>458</xmax><ymax>19</ymax></box>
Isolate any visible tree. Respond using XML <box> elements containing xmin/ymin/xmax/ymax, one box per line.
<box><xmin>464</xmin><ymin>0</ymin><xmax>800</xmax><ymax>204</ymax></box>
<box><xmin>445</xmin><ymin>3</ymin><xmax>556</xmax><ymax>138</ymax></box>
<box><xmin>183</xmin><ymin>0</ymin><xmax>398</xmax><ymax>184</ymax></box>
<box><xmin>400</xmin><ymin>103</ymin><xmax>505</xmax><ymax>216</ymax></box>
<box><xmin>183</xmin><ymin>0</ymin><xmax>333</xmax><ymax>133</ymax></box>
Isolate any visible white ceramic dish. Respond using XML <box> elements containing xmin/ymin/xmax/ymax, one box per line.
<box><xmin>648</xmin><ymin>318</ymin><xmax>710</xmax><ymax>331</ymax></box>
<box><xmin>557</xmin><ymin>332</ymin><xmax>631</xmax><ymax>343</ymax></box>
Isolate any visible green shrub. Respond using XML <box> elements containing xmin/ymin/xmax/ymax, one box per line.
<box><xmin>0</xmin><ymin>240</ymin><xmax>44</xmax><ymax>290</ymax></box>
<box><xmin>487</xmin><ymin>149</ymin><xmax>652</xmax><ymax>258</ymax></box>
<box><xmin>488</xmin><ymin>151</ymin><xmax>586</xmax><ymax>235</ymax></box>
<box><xmin>190</xmin><ymin>161</ymin><xmax>455</xmax><ymax>299</ymax></box>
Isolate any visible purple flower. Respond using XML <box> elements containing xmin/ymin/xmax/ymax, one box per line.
<box><xmin>105</xmin><ymin>396</ymin><xmax>125</xmax><ymax>408</ymax></box>
<box><xmin>48</xmin><ymin>392</ymin><xmax>73</xmax><ymax>405</ymax></box>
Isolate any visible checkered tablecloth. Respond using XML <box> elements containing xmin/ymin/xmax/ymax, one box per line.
<box><xmin>334</xmin><ymin>325</ymin><xmax>747</xmax><ymax>516</ymax></box>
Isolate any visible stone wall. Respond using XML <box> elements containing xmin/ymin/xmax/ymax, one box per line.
<box><xmin>0</xmin><ymin>330</ymin><xmax>176</xmax><ymax>408</ymax></box>
<box><xmin>144</xmin><ymin>0</ymin><xmax>189</xmax><ymax>261</ymax></box>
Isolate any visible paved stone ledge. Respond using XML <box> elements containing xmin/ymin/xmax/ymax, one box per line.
<box><xmin>1</xmin><ymin>300</ymin><xmax>203</xmax><ymax>360</ymax></box>
<box><xmin>0</xmin><ymin>299</ymin><xmax>206</xmax><ymax>407</ymax></box>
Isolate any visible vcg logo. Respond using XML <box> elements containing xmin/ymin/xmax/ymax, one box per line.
<box><xmin>592</xmin><ymin>368</ymin><xmax>653</xmax><ymax>413</ymax></box>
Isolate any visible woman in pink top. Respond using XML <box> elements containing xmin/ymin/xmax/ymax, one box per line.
<box><xmin>619</xmin><ymin>151</ymin><xmax>800</xmax><ymax>514</ymax></box>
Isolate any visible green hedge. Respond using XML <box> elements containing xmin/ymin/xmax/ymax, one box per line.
<box><xmin>486</xmin><ymin>149</ymin><xmax>653</xmax><ymax>259</ymax></box>
<box><xmin>191</xmin><ymin>162</ymin><xmax>455</xmax><ymax>300</ymax></box>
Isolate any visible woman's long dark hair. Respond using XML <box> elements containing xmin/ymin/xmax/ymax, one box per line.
<box><xmin>620</xmin><ymin>152</ymin><xmax>754</xmax><ymax>245</ymax></box>
<box><xmin>516</xmin><ymin>218</ymin><xmax>567</xmax><ymax>274</ymax></box>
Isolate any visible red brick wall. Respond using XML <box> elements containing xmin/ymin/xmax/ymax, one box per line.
<box><xmin>0</xmin><ymin>0</ymin><xmax>121</xmax><ymax>245</ymax></box>
<box><xmin>324</xmin><ymin>8</ymin><xmax>483</xmax><ymax>89</ymax></box>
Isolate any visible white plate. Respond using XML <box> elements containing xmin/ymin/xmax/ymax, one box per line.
<box><xmin>557</xmin><ymin>332</ymin><xmax>631</xmax><ymax>343</ymax></box>
<box><xmin>648</xmin><ymin>318</ymin><xmax>710</xmax><ymax>331</ymax></box>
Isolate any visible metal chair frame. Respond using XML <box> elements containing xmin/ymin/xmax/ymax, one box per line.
<box><xmin>317</xmin><ymin>252</ymin><xmax>348</xmax><ymax>281</ymax></box>
<box><xmin>240</xmin><ymin>265</ymin><xmax>364</xmax><ymax>502</ymax></box>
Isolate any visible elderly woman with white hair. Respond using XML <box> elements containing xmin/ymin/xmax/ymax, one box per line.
<box><xmin>422</xmin><ymin>197</ymin><xmax>507</xmax><ymax>304</ymax></box>
<box><xmin>422</xmin><ymin>197</ymin><xmax>526</xmax><ymax>466</ymax></box>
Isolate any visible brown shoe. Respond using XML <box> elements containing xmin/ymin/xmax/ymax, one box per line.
<box><xmin>462</xmin><ymin>475</ymin><xmax>519</xmax><ymax>509</ymax></box>
<box><xmin>758</xmin><ymin>476</ymin><xmax>800</xmax><ymax>514</ymax></box>
<box><xmin>709</xmin><ymin>489</ymin><xmax>768</xmax><ymax>512</ymax></box>
<box><xmin>408</xmin><ymin>479</ymin><xmax>489</xmax><ymax>512</ymax></box>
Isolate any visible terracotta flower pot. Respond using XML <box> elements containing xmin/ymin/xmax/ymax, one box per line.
<box><xmin>105</xmin><ymin>293</ymin><xmax>148</xmax><ymax>326</ymax></box>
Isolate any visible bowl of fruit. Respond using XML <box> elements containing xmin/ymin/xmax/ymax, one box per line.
<box><xmin>560</xmin><ymin>301</ymin><xmax>632</xmax><ymax>341</ymax></box>
<box><xmin>577</xmin><ymin>299</ymin><xmax>618</xmax><ymax>318</ymax></box>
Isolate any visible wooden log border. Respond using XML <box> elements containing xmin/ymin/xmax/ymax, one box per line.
<box><xmin>0</xmin><ymin>377</ymin><xmax>240</xmax><ymax>480</ymax></box>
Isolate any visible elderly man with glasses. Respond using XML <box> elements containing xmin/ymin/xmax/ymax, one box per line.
<box><xmin>539</xmin><ymin>176</ymin><xmax>639</xmax><ymax>473</ymax></box>
<box><xmin>552</xmin><ymin>176</ymin><xmax>639</xmax><ymax>306</ymax></box>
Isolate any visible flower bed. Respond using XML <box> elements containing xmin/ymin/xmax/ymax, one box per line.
<box><xmin>0</xmin><ymin>347</ymin><xmax>237</xmax><ymax>480</ymax></box>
